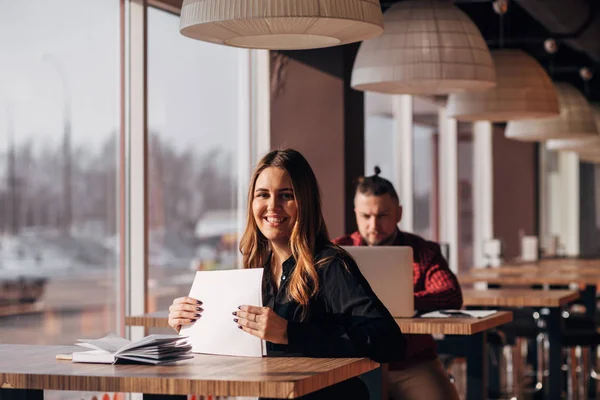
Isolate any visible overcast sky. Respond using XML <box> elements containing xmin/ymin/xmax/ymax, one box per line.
<box><xmin>0</xmin><ymin>0</ymin><xmax>240</xmax><ymax>154</ymax></box>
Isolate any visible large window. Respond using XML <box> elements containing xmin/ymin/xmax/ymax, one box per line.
<box><xmin>0</xmin><ymin>2</ymin><xmax>120</xmax><ymax>398</ymax></box>
<box><xmin>0</xmin><ymin>0</ymin><xmax>120</xmax><ymax>344</ymax></box>
<box><xmin>147</xmin><ymin>7</ymin><xmax>245</xmax><ymax>316</ymax></box>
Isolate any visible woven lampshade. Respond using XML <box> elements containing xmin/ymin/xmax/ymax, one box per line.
<box><xmin>351</xmin><ymin>0</ymin><xmax>495</xmax><ymax>95</ymax></box>
<box><xmin>447</xmin><ymin>50</ymin><xmax>559</xmax><ymax>121</ymax></box>
<box><xmin>546</xmin><ymin>104</ymin><xmax>600</xmax><ymax>151</ymax></box>
<box><xmin>505</xmin><ymin>83</ymin><xmax>597</xmax><ymax>142</ymax></box>
<box><xmin>179</xmin><ymin>0</ymin><xmax>384</xmax><ymax>50</ymax></box>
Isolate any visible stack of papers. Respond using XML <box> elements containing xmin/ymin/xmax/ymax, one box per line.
<box><xmin>71</xmin><ymin>333</ymin><xmax>193</xmax><ymax>365</ymax></box>
<box><xmin>419</xmin><ymin>310</ymin><xmax>498</xmax><ymax>319</ymax></box>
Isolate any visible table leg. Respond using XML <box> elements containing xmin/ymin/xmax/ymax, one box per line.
<box><xmin>359</xmin><ymin>366</ymin><xmax>383</xmax><ymax>400</ymax></box>
<box><xmin>582</xmin><ymin>285</ymin><xmax>596</xmax><ymax>320</ymax></box>
<box><xmin>0</xmin><ymin>389</ymin><xmax>43</xmax><ymax>400</ymax></box>
<box><xmin>582</xmin><ymin>284</ymin><xmax>597</xmax><ymax>396</ymax></box>
<box><xmin>546</xmin><ymin>307</ymin><xmax>563</xmax><ymax>400</ymax></box>
<box><xmin>487</xmin><ymin>336</ymin><xmax>501</xmax><ymax>399</ymax></box>
<box><xmin>466</xmin><ymin>331</ymin><xmax>487</xmax><ymax>400</ymax></box>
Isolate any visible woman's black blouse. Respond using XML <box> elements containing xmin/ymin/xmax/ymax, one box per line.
<box><xmin>264</xmin><ymin>244</ymin><xmax>406</xmax><ymax>363</ymax></box>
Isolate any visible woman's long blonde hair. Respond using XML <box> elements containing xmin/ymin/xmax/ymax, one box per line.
<box><xmin>239</xmin><ymin>149</ymin><xmax>330</xmax><ymax>318</ymax></box>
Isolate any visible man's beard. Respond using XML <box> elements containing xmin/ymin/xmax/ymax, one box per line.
<box><xmin>364</xmin><ymin>230</ymin><xmax>397</xmax><ymax>246</ymax></box>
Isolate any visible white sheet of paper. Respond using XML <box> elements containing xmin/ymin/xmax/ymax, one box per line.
<box><xmin>420</xmin><ymin>310</ymin><xmax>498</xmax><ymax>319</ymax></box>
<box><xmin>180</xmin><ymin>268</ymin><xmax>264</xmax><ymax>357</ymax></box>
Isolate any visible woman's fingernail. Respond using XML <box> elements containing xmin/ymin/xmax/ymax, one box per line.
<box><xmin>233</xmin><ymin>318</ymin><xmax>238</xmax><ymax>322</ymax></box>
<box><xmin>195</xmin><ymin>313</ymin><xmax>201</xmax><ymax>318</ymax></box>
<box><xmin>232</xmin><ymin>311</ymin><xmax>237</xmax><ymax>316</ymax></box>
<box><xmin>197</xmin><ymin>300</ymin><xmax>203</xmax><ymax>305</ymax></box>
<box><xmin>238</xmin><ymin>325</ymin><xmax>242</xmax><ymax>329</ymax></box>
<box><xmin>237</xmin><ymin>305</ymin><xmax>241</xmax><ymax>310</ymax></box>
<box><xmin>196</xmin><ymin>307</ymin><xmax>203</xmax><ymax>311</ymax></box>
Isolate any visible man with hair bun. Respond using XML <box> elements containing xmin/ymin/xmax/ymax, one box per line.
<box><xmin>334</xmin><ymin>166</ymin><xmax>462</xmax><ymax>400</ymax></box>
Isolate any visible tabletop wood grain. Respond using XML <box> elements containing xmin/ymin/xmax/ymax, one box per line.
<box><xmin>0</xmin><ymin>344</ymin><xmax>378</xmax><ymax>398</ymax></box>
<box><xmin>126</xmin><ymin>311</ymin><xmax>170</xmax><ymax>328</ymax></box>
<box><xmin>472</xmin><ymin>258</ymin><xmax>600</xmax><ymax>272</ymax></box>
<box><xmin>394</xmin><ymin>311</ymin><xmax>512</xmax><ymax>335</ymax></box>
<box><xmin>458</xmin><ymin>271</ymin><xmax>600</xmax><ymax>286</ymax></box>
<box><xmin>462</xmin><ymin>289</ymin><xmax>579</xmax><ymax>308</ymax></box>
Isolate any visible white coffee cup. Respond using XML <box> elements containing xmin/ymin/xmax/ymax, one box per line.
<box><xmin>521</xmin><ymin>236</ymin><xmax>539</xmax><ymax>262</ymax></box>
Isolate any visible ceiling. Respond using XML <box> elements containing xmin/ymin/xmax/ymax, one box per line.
<box><xmin>151</xmin><ymin>0</ymin><xmax>599</xmax><ymax>102</ymax></box>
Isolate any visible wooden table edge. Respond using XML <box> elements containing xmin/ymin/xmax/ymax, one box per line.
<box><xmin>461</xmin><ymin>289</ymin><xmax>580</xmax><ymax>308</ymax></box>
<box><xmin>126</xmin><ymin>314</ymin><xmax>169</xmax><ymax>328</ymax></box>
<box><xmin>395</xmin><ymin>311</ymin><xmax>513</xmax><ymax>335</ymax></box>
<box><xmin>293</xmin><ymin>358</ymin><xmax>380</xmax><ymax>398</ymax></box>
<box><xmin>0</xmin><ymin>347</ymin><xmax>378</xmax><ymax>398</ymax></box>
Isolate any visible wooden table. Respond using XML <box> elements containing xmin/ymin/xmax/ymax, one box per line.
<box><xmin>462</xmin><ymin>288</ymin><xmax>580</xmax><ymax>308</ymax></box>
<box><xmin>0</xmin><ymin>344</ymin><xmax>378</xmax><ymax>399</ymax></box>
<box><xmin>128</xmin><ymin>312</ymin><xmax>512</xmax><ymax>400</ymax></box>
<box><xmin>459</xmin><ymin>272</ymin><xmax>597</xmax><ymax>400</ymax></box>
<box><xmin>461</xmin><ymin>289</ymin><xmax>580</xmax><ymax>400</ymax></box>
<box><xmin>395</xmin><ymin>310</ymin><xmax>512</xmax><ymax>335</ymax></box>
<box><xmin>126</xmin><ymin>311</ymin><xmax>169</xmax><ymax>329</ymax></box>
<box><xmin>475</xmin><ymin>258</ymin><xmax>600</xmax><ymax>270</ymax></box>
<box><xmin>395</xmin><ymin>311</ymin><xmax>512</xmax><ymax>400</ymax></box>
<box><xmin>459</xmin><ymin>270</ymin><xmax>600</xmax><ymax>286</ymax></box>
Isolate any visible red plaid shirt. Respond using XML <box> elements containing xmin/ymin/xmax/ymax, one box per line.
<box><xmin>333</xmin><ymin>230</ymin><xmax>463</xmax><ymax>370</ymax></box>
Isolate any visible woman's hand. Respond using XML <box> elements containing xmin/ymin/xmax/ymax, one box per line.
<box><xmin>168</xmin><ymin>296</ymin><xmax>203</xmax><ymax>333</ymax></box>
<box><xmin>234</xmin><ymin>305</ymin><xmax>289</xmax><ymax>344</ymax></box>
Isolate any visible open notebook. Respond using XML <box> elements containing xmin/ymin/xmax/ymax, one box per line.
<box><xmin>67</xmin><ymin>333</ymin><xmax>192</xmax><ymax>364</ymax></box>
<box><xmin>419</xmin><ymin>310</ymin><xmax>498</xmax><ymax>319</ymax></box>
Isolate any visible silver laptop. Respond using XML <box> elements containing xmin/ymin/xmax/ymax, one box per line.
<box><xmin>342</xmin><ymin>246</ymin><xmax>414</xmax><ymax>317</ymax></box>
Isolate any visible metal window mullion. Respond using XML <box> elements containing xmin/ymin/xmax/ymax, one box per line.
<box><xmin>124</xmin><ymin>0</ymin><xmax>147</xmax><ymax>341</ymax></box>
<box><xmin>237</xmin><ymin>48</ymin><xmax>252</xmax><ymax>269</ymax></box>
<box><xmin>254</xmin><ymin>49</ymin><xmax>271</xmax><ymax>163</ymax></box>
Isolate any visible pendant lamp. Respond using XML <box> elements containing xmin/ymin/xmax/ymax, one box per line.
<box><xmin>546</xmin><ymin>104</ymin><xmax>600</xmax><ymax>151</ymax></box>
<box><xmin>179</xmin><ymin>0</ymin><xmax>384</xmax><ymax>50</ymax></box>
<box><xmin>351</xmin><ymin>0</ymin><xmax>496</xmax><ymax>95</ymax></box>
<box><xmin>447</xmin><ymin>50</ymin><xmax>559</xmax><ymax>121</ymax></box>
<box><xmin>505</xmin><ymin>83</ymin><xmax>597</xmax><ymax>142</ymax></box>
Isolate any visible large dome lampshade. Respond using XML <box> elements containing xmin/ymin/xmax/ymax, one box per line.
<box><xmin>546</xmin><ymin>104</ymin><xmax>600</xmax><ymax>151</ymax></box>
<box><xmin>447</xmin><ymin>49</ymin><xmax>559</xmax><ymax>121</ymax></box>
<box><xmin>351</xmin><ymin>0</ymin><xmax>496</xmax><ymax>95</ymax></box>
<box><xmin>505</xmin><ymin>83</ymin><xmax>597</xmax><ymax>142</ymax></box>
<box><xmin>179</xmin><ymin>0</ymin><xmax>384</xmax><ymax>50</ymax></box>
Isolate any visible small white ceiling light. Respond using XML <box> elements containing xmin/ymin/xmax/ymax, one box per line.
<box><xmin>351</xmin><ymin>0</ymin><xmax>496</xmax><ymax>95</ymax></box>
<box><xmin>546</xmin><ymin>104</ymin><xmax>600</xmax><ymax>151</ymax></box>
<box><xmin>447</xmin><ymin>50</ymin><xmax>559</xmax><ymax>122</ymax></box>
<box><xmin>505</xmin><ymin>83</ymin><xmax>597</xmax><ymax>142</ymax></box>
<box><xmin>179</xmin><ymin>0</ymin><xmax>384</xmax><ymax>50</ymax></box>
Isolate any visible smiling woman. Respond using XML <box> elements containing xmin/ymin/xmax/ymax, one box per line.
<box><xmin>169</xmin><ymin>148</ymin><xmax>407</xmax><ymax>400</ymax></box>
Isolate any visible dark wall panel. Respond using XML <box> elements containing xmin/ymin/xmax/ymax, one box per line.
<box><xmin>492</xmin><ymin>125</ymin><xmax>537</xmax><ymax>259</ymax></box>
